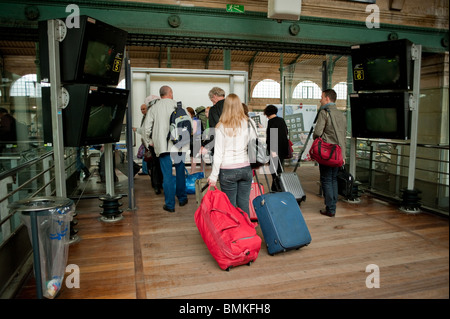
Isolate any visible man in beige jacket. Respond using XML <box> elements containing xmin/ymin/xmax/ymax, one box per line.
<box><xmin>313</xmin><ymin>89</ymin><xmax>347</xmax><ymax>217</ymax></box>
<box><xmin>144</xmin><ymin>86</ymin><xmax>192</xmax><ymax>212</ymax></box>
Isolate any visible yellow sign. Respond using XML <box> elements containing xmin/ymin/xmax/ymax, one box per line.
<box><xmin>113</xmin><ymin>59</ymin><xmax>122</xmax><ymax>72</ymax></box>
<box><xmin>354</xmin><ymin>69</ymin><xmax>364</xmax><ymax>80</ymax></box>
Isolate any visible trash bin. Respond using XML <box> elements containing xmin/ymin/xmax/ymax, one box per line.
<box><xmin>9</xmin><ymin>197</ymin><xmax>75</xmax><ymax>299</ymax></box>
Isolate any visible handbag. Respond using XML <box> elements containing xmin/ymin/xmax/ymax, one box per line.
<box><xmin>143</xmin><ymin>148</ymin><xmax>153</xmax><ymax>162</ymax></box>
<box><xmin>286</xmin><ymin>139</ymin><xmax>294</xmax><ymax>159</ymax></box>
<box><xmin>309</xmin><ymin>109</ymin><xmax>344</xmax><ymax>167</ymax></box>
<box><xmin>247</xmin><ymin>120</ymin><xmax>270</xmax><ymax>169</ymax></box>
<box><xmin>136</xmin><ymin>144</ymin><xmax>146</xmax><ymax>159</ymax></box>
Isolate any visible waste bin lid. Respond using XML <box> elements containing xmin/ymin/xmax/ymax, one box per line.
<box><xmin>8</xmin><ymin>196</ymin><xmax>74</xmax><ymax>214</ymax></box>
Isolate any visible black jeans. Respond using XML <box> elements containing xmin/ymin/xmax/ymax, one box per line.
<box><xmin>218</xmin><ymin>165</ymin><xmax>253</xmax><ymax>217</ymax></box>
<box><xmin>269</xmin><ymin>156</ymin><xmax>284</xmax><ymax>192</ymax></box>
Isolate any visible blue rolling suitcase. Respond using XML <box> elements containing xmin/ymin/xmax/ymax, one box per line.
<box><xmin>252</xmin><ymin>188</ymin><xmax>311</xmax><ymax>255</ymax></box>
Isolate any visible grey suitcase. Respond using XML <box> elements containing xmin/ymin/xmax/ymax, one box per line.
<box><xmin>271</xmin><ymin>158</ymin><xmax>306</xmax><ymax>203</ymax></box>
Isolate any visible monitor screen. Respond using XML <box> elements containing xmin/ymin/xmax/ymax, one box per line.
<box><xmin>41</xmin><ymin>84</ymin><xmax>129</xmax><ymax>147</ymax></box>
<box><xmin>80</xmin><ymin>86</ymin><xmax>129</xmax><ymax>146</ymax></box>
<box><xmin>351</xmin><ymin>39</ymin><xmax>413</xmax><ymax>91</ymax></box>
<box><xmin>350</xmin><ymin>92</ymin><xmax>410</xmax><ymax>140</ymax></box>
<box><xmin>365</xmin><ymin>108</ymin><xmax>398</xmax><ymax>133</ymax></box>
<box><xmin>365</xmin><ymin>56</ymin><xmax>401</xmax><ymax>87</ymax></box>
<box><xmin>83</xmin><ymin>41</ymin><xmax>117</xmax><ymax>78</ymax></box>
<box><xmin>39</xmin><ymin>16</ymin><xmax>128</xmax><ymax>86</ymax></box>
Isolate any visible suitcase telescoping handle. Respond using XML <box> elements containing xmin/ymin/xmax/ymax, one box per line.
<box><xmin>201</xmin><ymin>183</ymin><xmax>217</xmax><ymax>192</ymax></box>
<box><xmin>253</xmin><ymin>165</ymin><xmax>274</xmax><ymax>205</ymax></box>
<box><xmin>293</xmin><ymin>108</ymin><xmax>321</xmax><ymax>173</ymax></box>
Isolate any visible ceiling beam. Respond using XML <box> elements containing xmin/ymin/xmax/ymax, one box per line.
<box><xmin>0</xmin><ymin>0</ymin><xmax>448</xmax><ymax>53</ymax></box>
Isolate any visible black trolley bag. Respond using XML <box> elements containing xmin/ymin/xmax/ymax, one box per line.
<box><xmin>252</xmin><ymin>171</ymin><xmax>311</xmax><ymax>255</ymax></box>
<box><xmin>337</xmin><ymin>166</ymin><xmax>356</xmax><ymax>200</ymax></box>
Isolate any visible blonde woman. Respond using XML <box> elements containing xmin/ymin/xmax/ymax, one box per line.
<box><xmin>207</xmin><ymin>94</ymin><xmax>257</xmax><ymax>216</ymax></box>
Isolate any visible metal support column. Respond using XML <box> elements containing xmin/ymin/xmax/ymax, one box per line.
<box><xmin>104</xmin><ymin>143</ymin><xmax>114</xmax><ymax>196</ymax></box>
<box><xmin>347</xmin><ymin>56</ymin><xmax>357</xmax><ymax>178</ymax></box>
<box><xmin>223</xmin><ymin>49</ymin><xmax>231</xmax><ymax>70</ymax></box>
<box><xmin>125</xmin><ymin>56</ymin><xmax>136</xmax><ymax>210</ymax></box>
<box><xmin>47</xmin><ymin>19</ymin><xmax>67</xmax><ymax>198</ymax></box>
<box><xmin>407</xmin><ymin>44</ymin><xmax>422</xmax><ymax>190</ymax></box>
<box><xmin>401</xmin><ymin>44</ymin><xmax>422</xmax><ymax>213</ymax></box>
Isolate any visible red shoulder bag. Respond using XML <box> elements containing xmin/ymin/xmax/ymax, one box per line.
<box><xmin>309</xmin><ymin>109</ymin><xmax>344</xmax><ymax>167</ymax></box>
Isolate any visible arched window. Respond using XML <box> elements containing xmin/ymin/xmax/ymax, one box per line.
<box><xmin>333</xmin><ymin>82</ymin><xmax>348</xmax><ymax>100</ymax></box>
<box><xmin>252</xmin><ymin>79</ymin><xmax>280</xmax><ymax>98</ymax></box>
<box><xmin>10</xmin><ymin>74</ymin><xmax>41</xmax><ymax>97</ymax></box>
<box><xmin>292</xmin><ymin>81</ymin><xmax>321</xmax><ymax>99</ymax></box>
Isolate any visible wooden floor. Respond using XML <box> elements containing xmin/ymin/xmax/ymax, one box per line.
<box><xmin>16</xmin><ymin>164</ymin><xmax>449</xmax><ymax>299</ymax></box>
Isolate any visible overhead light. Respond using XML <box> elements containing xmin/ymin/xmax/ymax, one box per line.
<box><xmin>268</xmin><ymin>0</ymin><xmax>302</xmax><ymax>21</ymax></box>
<box><xmin>176</xmin><ymin>1</ymin><xmax>195</xmax><ymax>7</ymax></box>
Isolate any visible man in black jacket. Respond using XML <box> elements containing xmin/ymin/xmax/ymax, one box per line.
<box><xmin>207</xmin><ymin>87</ymin><xmax>225</xmax><ymax>129</ymax></box>
<box><xmin>202</xmin><ymin>87</ymin><xmax>226</xmax><ymax>156</ymax></box>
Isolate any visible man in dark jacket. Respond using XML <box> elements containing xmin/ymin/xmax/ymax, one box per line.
<box><xmin>264</xmin><ymin>104</ymin><xmax>289</xmax><ymax>192</ymax></box>
<box><xmin>207</xmin><ymin>87</ymin><xmax>225</xmax><ymax>129</ymax></box>
<box><xmin>0</xmin><ymin>107</ymin><xmax>17</xmax><ymax>144</ymax></box>
<box><xmin>202</xmin><ymin>87</ymin><xmax>225</xmax><ymax>156</ymax></box>
<box><xmin>313</xmin><ymin>89</ymin><xmax>347</xmax><ymax>217</ymax></box>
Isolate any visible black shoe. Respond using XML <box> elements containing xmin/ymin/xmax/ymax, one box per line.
<box><xmin>163</xmin><ymin>205</ymin><xmax>175</xmax><ymax>213</ymax></box>
<box><xmin>179</xmin><ymin>199</ymin><xmax>188</xmax><ymax>207</ymax></box>
<box><xmin>83</xmin><ymin>172</ymin><xmax>91</xmax><ymax>181</ymax></box>
<box><xmin>320</xmin><ymin>209</ymin><xmax>335</xmax><ymax>217</ymax></box>
<box><xmin>154</xmin><ymin>188</ymin><xmax>161</xmax><ymax>195</ymax></box>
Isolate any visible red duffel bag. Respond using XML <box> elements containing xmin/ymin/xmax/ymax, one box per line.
<box><xmin>194</xmin><ymin>186</ymin><xmax>261</xmax><ymax>271</ymax></box>
<box><xmin>309</xmin><ymin>137</ymin><xmax>344</xmax><ymax>167</ymax></box>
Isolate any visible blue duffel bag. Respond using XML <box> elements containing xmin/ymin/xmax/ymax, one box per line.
<box><xmin>186</xmin><ymin>169</ymin><xmax>205</xmax><ymax>194</ymax></box>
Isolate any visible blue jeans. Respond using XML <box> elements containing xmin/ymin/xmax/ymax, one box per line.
<box><xmin>159</xmin><ymin>152</ymin><xmax>187</xmax><ymax>210</ymax></box>
<box><xmin>319</xmin><ymin>164</ymin><xmax>339</xmax><ymax>214</ymax></box>
<box><xmin>219</xmin><ymin>166</ymin><xmax>252</xmax><ymax>217</ymax></box>
<box><xmin>141</xmin><ymin>160</ymin><xmax>149</xmax><ymax>174</ymax></box>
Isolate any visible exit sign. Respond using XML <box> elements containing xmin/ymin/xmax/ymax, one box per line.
<box><xmin>226</xmin><ymin>4</ymin><xmax>245</xmax><ymax>13</ymax></box>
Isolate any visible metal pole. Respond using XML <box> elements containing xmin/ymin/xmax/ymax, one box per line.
<box><xmin>125</xmin><ymin>56</ymin><xmax>136</xmax><ymax>210</ymax></box>
<box><xmin>407</xmin><ymin>44</ymin><xmax>422</xmax><ymax>190</ymax></box>
<box><xmin>30</xmin><ymin>212</ymin><xmax>43</xmax><ymax>299</ymax></box>
<box><xmin>104</xmin><ymin>143</ymin><xmax>114</xmax><ymax>196</ymax></box>
<box><xmin>47</xmin><ymin>19</ymin><xmax>67</xmax><ymax>198</ymax></box>
<box><xmin>347</xmin><ymin>56</ymin><xmax>357</xmax><ymax>178</ymax></box>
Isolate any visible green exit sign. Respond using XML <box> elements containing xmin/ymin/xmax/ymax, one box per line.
<box><xmin>226</xmin><ymin>4</ymin><xmax>245</xmax><ymax>13</ymax></box>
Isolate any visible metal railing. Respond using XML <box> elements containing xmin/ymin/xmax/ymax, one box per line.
<box><xmin>351</xmin><ymin>139</ymin><xmax>449</xmax><ymax>215</ymax></box>
<box><xmin>0</xmin><ymin>147</ymin><xmax>77</xmax><ymax>247</ymax></box>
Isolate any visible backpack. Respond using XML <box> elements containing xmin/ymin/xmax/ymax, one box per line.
<box><xmin>195</xmin><ymin>106</ymin><xmax>207</xmax><ymax>132</ymax></box>
<box><xmin>193</xmin><ymin>116</ymin><xmax>201</xmax><ymax>136</ymax></box>
<box><xmin>168</xmin><ymin>101</ymin><xmax>192</xmax><ymax>148</ymax></box>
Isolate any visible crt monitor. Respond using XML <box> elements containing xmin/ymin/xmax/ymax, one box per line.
<box><xmin>42</xmin><ymin>85</ymin><xmax>129</xmax><ymax>147</ymax></box>
<box><xmin>351</xmin><ymin>39</ymin><xmax>414</xmax><ymax>92</ymax></box>
<box><xmin>350</xmin><ymin>92</ymin><xmax>411</xmax><ymax>140</ymax></box>
<box><xmin>39</xmin><ymin>16</ymin><xmax>128</xmax><ymax>86</ymax></box>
